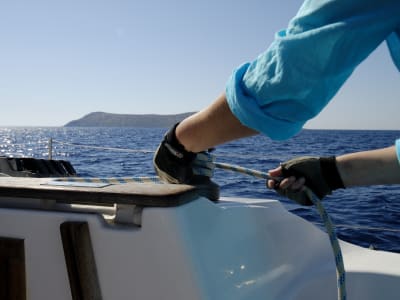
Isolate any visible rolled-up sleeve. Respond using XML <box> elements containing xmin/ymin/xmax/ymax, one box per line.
<box><xmin>226</xmin><ymin>0</ymin><xmax>400</xmax><ymax>140</ymax></box>
<box><xmin>387</xmin><ymin>30</ymin><xmax>400</xmax><ymax>71</ymax></box>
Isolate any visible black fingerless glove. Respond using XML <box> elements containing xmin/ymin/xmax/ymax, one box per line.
<box><xmin>280</xmin><ymin>156</ymin><xmax>345</xmax><ymax>203</ymax></box>
<box><xmin>153</xmin><ymin>123</ymin><xmax>196</xmax><ymax>183</ymax></box>
<box><xmin>153</xmin><ymin>123</ymin><xmax>219</xmax><ymax>200</ymax></box>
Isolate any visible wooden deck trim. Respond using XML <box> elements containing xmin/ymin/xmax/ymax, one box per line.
<box><xmin>0</xmin><ymin>178</ymin><xmax>198</xmax><ymax>207</ymax></box>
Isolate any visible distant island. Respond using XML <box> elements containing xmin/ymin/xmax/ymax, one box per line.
<box><xmin>64</xmin><ymin>111</ymin><xmax>196</xmax><ymax>128</ymax></box>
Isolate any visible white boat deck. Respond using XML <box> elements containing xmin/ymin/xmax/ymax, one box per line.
<box><xmin>0</xmin><ymin>177</ymin><xmax>399</xmax><ymax>300</ymax></box>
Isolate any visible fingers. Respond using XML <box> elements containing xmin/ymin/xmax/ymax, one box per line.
<box><xmin>267</xmin><ymin>177</ymin><xmax>305</xmax><ymax>190</ymax></box>
<box><xmin>267</xmin><ymin>166</ymin><xmax>284</xmax><ymax>188</ymax></box>
<box><xmin>268</xmin><ymin>166</ymin><xmax>282</xmax><ymax>177</ymax></box>
<box><xmin>289</xmin><ymin>176</ymin><xmax>306</xmax><ymax>191</ymax></box>
<box><xmin>267</xmin><ymin>167</ymin><xmax>306</xmax><ymax>191</ymax></box>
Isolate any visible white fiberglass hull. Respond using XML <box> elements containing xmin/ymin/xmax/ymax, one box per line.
<box><xmin>0</xmin><ymin>178</ymin><xmax>399</xmax><ymax>299</ymax></box>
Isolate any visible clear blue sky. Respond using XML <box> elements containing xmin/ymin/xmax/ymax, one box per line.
<box><xmin>1</xmin><ymin>0</ymin><xmax>399</xmax><ymax>129</ymax></box>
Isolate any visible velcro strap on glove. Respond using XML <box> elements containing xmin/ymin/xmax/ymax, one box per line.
<box><xmin>164</xmin><ymin>123</ymin><xmax>196</xmax><ymax>163</ymax></box>
<box><xmin>281</xmin><ymin>156</ymin><xmax>344</xmax><ymax>200</ymax></box>
<box><xmin>320</xmin><ymin>156</ymin><xmax>345</xmax><ymax>190</ymax></box>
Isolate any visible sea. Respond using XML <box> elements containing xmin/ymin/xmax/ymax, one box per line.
<box><xmin>1</xmin><ymin>127</ymin><xmax>400</xmax><ymax>253</ymax></box>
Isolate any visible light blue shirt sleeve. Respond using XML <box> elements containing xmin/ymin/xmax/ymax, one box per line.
<box><xmin>226</xmin><ymin>0</ymin><xmax>400</xmax><ymax>140</ymax></box>
<box><xmin>387</xmin><ymin>30</ymin><xmax>400</xmax><ymax>71</ymax></box>
<box><xmin>396</xmin><ymin>139</ymin><xmax>400</xmax><ymax>165</ymax></box>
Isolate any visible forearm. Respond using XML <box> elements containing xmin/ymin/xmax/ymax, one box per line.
<box><xmin>336</xmin><ymin>146</ymin><xmax>400</xmax><ymax>187</ymax></box>
<box><xmin>176</xmin><ymin>93</ymin><xmax>258</xmax><ymax>152</ymax></box>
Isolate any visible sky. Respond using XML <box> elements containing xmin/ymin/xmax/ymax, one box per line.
<box><xmin>0</xmin><ymin>0</ymin><xmax>399</xmax><ymax>129</ymax></box>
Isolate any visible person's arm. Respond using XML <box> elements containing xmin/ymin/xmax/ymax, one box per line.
<box><xmin>226</xmin><ymin>1</ymin><xmax>400</xmax><ymax>141</ymax></box>
<box><xmin>152</xmin><ymin>94</ymin><xmax>257</xmax><ymax>200</ymax></box>
<box><xmin>176</xmin><ymin>93</ymin><xmax>257</xmax><ymax>153</ymax></box>
<box><xmin>162</xmin><ymin>0</ymin><xmax>400</xmax><ymax>152</ymax></box>
<box><xmin>178</xmin><ymin>2</ymin><xmax>400</xmax><ymax>152</ymax></box>
<box><xmin>336</xmin><ymin>146</ymin><xmax>400</xmax><ymax>187</ymax></box>
<box><xmin>154</xmin><ymin>0</ymin><xmax>400</xmax><ymax>193</ymax></box>
<box><xmin>267</xmin><ymin>145</ymin><xmax>400</xmax><ymax>198</ymax></box>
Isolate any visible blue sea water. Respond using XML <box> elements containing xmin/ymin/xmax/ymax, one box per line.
<box><xmin>1</xmin><ymin>127</ymin><xmax>400</xmax><ymax>253</ymax></box>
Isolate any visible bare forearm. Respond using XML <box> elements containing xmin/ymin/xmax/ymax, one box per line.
<box><xmin>336</xmin><ymin>146</ymin><xmax>400</xmax><ymax>187</ymax></box>
<box><xmin>176</xmin><ymin>93</ymin><xmax>258</xmax><ymax>152</ymax></box>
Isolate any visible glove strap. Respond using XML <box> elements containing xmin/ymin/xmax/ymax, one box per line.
<box><xmin>164</xmin><ymin>123</ymin><xmax>196</xmax><ymax>163</ymax></box>
<box><xmin>320</xmin><ymin>156</ymin><xmax>345</xmax><ymax>190</ymax></box>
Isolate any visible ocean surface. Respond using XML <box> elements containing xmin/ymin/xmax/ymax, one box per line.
<box><xmin>1</xmin><ymin>127</ymin><xmax>399</xmax><ymax>253</ymax></box>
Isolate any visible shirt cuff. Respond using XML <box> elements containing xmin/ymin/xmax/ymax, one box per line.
<box><xmin>225</xmin><ymin>63</ymin><xmax>304</xmax><ymax>141</ymax></box>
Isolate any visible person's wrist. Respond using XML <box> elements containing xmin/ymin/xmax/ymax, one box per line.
<box><xmin>154</xmin><ymin>123</ymin><xmax>197</xmax><ymax>184</ymax></box>
<box><xmin>319</xmin><ymin>156</ymin><xmax>345</xmax><ymax>190</ymax></box>
<box><xmin>164</xmin><ymin>123</ymin><xmax>196</xmax><ymax>163</ymax></box>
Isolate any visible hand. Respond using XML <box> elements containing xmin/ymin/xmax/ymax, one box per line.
<box><xmin>267</xmin><ymin>166</ymin><xmax>314</xmax><ymax>206</ymax></box>
<box><xmin>153</xmin><ymin>124</ymin><xmax>219</xmax><ymax>200</ymax></box>
<box><xmin>267</xmin><ymin>156</ymin><xmax>344</xmax><ymax>205</ymax></box>
<box><xmin>153</xmin><ymin>123</ymin><xmax>196</xmax><ymax>184</ymax></box>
